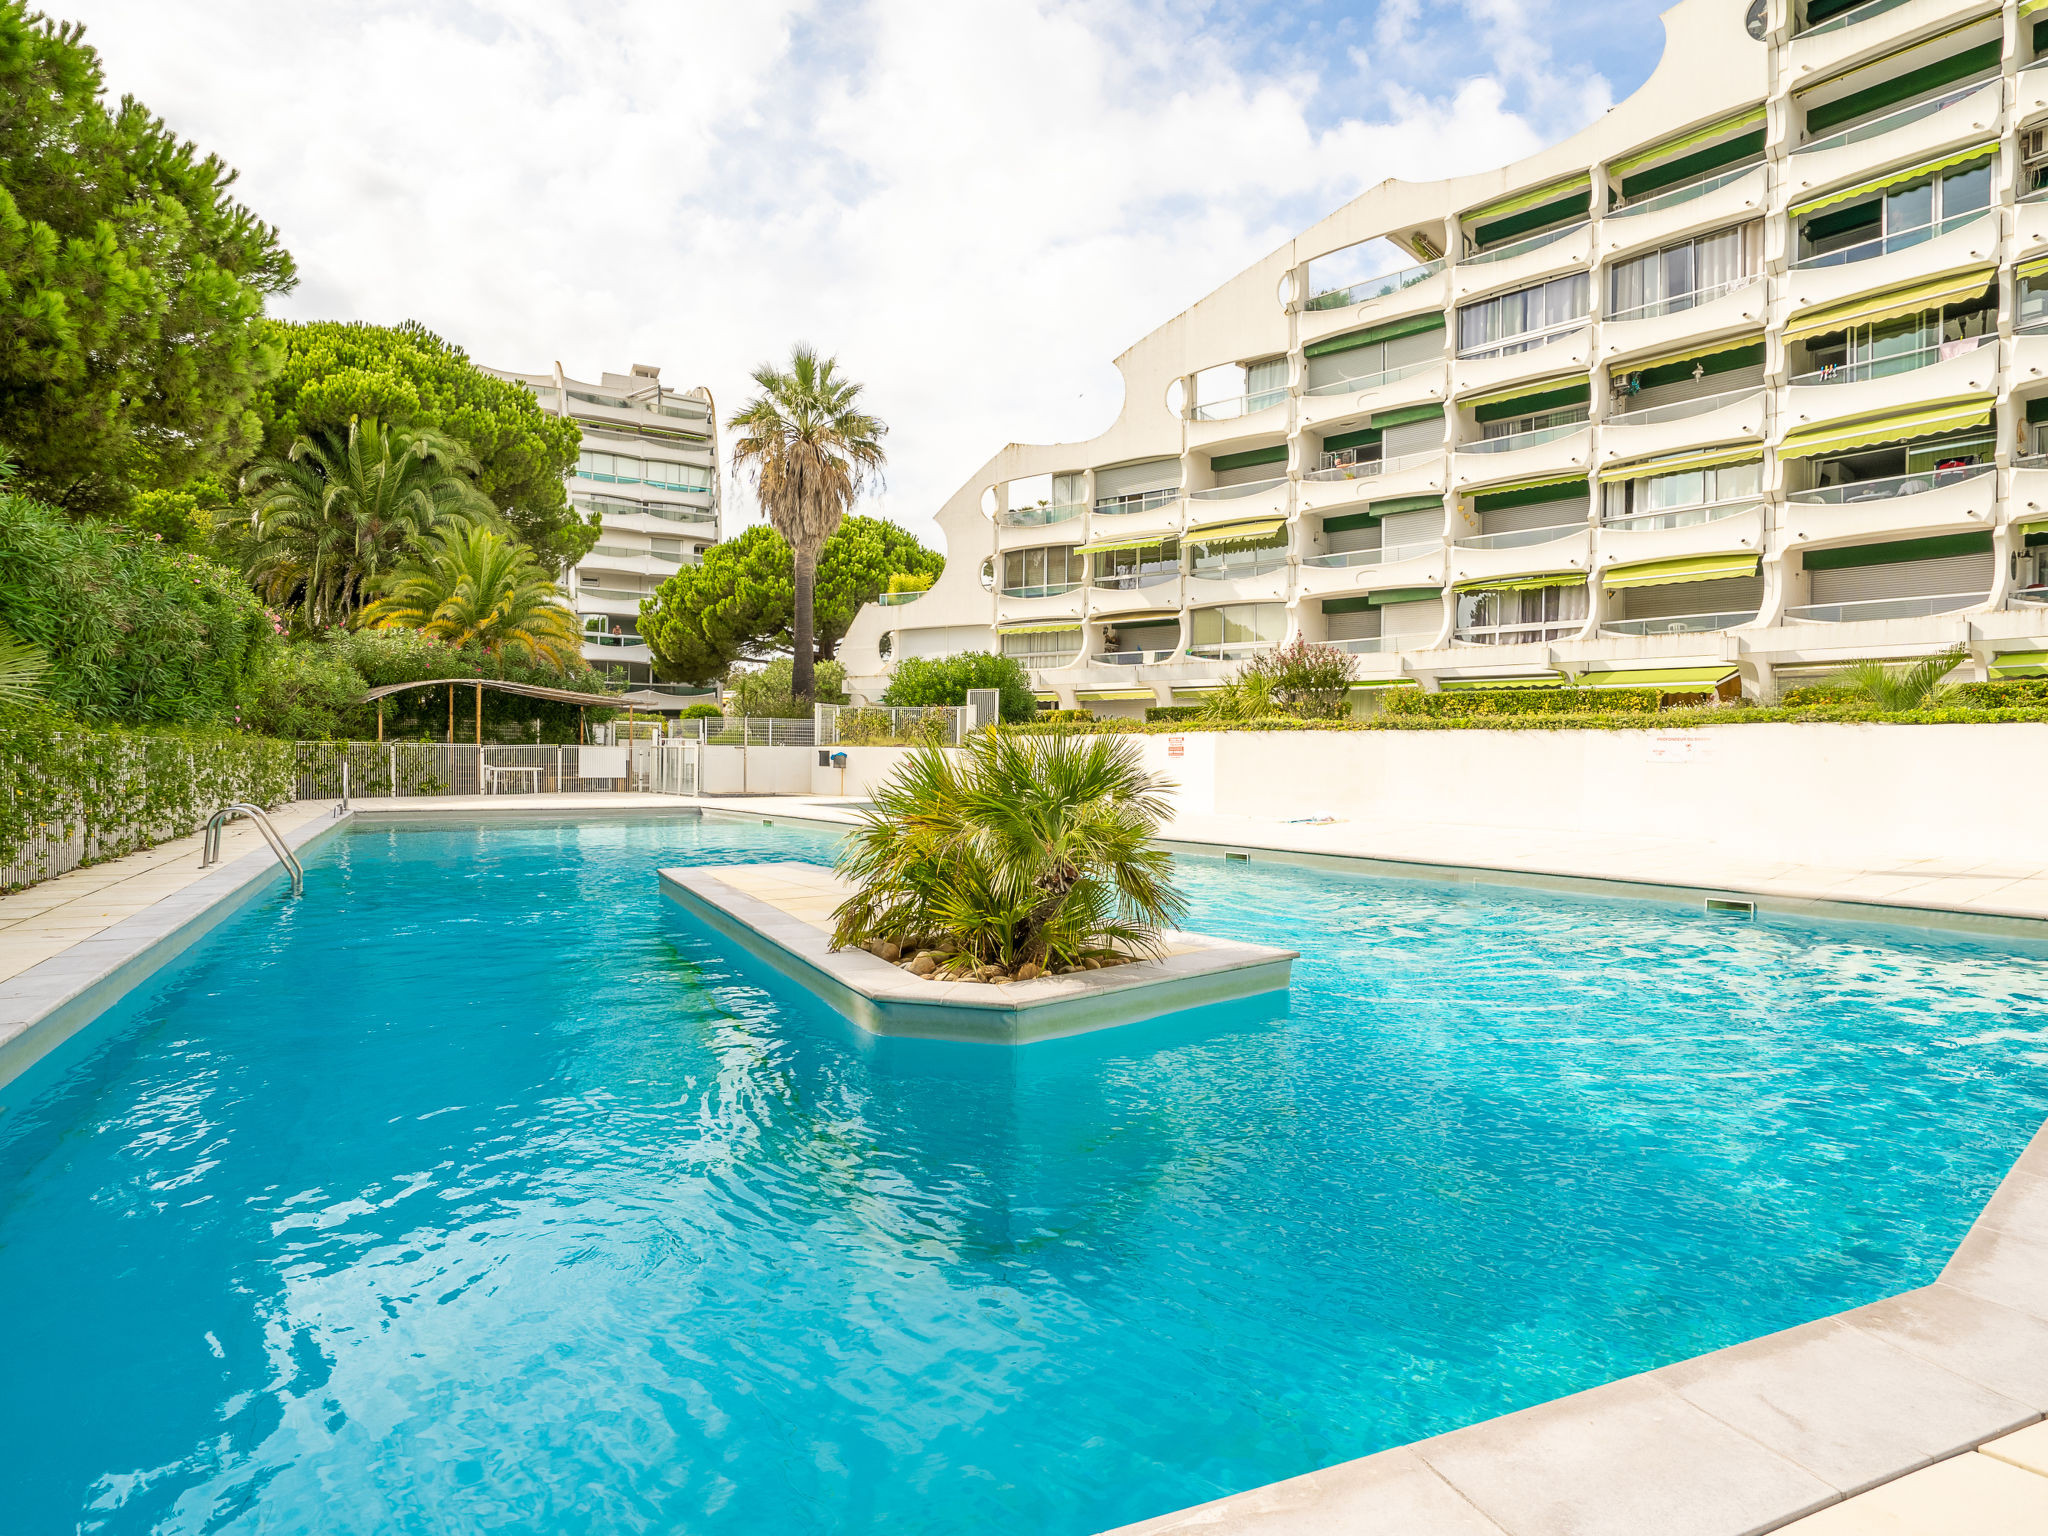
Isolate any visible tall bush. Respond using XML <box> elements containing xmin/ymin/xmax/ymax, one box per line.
<box><xmin>1204</xmin><ymin>638</ymin><xmax>1358</xmax><ymax>722</ymax></box>
<box><xmin>880</xmin><ymin>652</ymin><xmax>1036</xmax><ymax>722</ymax></box>
<box><xmin>725</xmin><ymin>657</ymin><xmax>847</xmax><ymax>717</ymax></box>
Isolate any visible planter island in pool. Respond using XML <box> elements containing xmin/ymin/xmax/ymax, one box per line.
<box><xmin>658</xmin><ymin>861</ymin><xmax>1296</xmax><ymax>1044</ymax></box>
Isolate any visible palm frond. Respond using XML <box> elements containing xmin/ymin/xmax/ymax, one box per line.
<box><xmin>0</xmin><ymin>621</ymin><xmax>49</xmax><ymax>704</ymax></box>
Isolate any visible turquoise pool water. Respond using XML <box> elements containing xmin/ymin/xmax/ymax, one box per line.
<box><xmin>4</xmin><ymin>815</ymin><xmax>2047</xmax><ymax>1534</ymax></box>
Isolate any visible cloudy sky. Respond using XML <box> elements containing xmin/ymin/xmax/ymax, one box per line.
<box><xmin>65</xmin><ymin>0</ymin><xmax>1667</xmax><ymax>553</ymax></box>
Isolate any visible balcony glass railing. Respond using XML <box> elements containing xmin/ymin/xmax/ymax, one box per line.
<box><xmin>574</xmin><ymin>496</ymin><xmax>716</xmax><ymax>526</ymax></box>
<box><xmin>1463</xmin><ymin>221</ymin><xmax>1588</xmax><ymax>268</ymax></box>
<box><xmin>1785</xmin><ymin>591</ymin><xmax>1986</xmax><ymax>623</ymax></box>
<box><xmin>1303</xmin><ymin>358</ymin><xmax>1436</xmax><ymax>399</ymax></box>
<box><xmin>575</xmin><ymin>469</ymin><xmax>713</xmax><ymax>493</ymax></box>
<box><xmin>1093</xmin><ymin>649</ymin><xmax>1178</xmax><ymax>666</ymax></box>
<box><xmin>1607</xmin><ymin>274</ymin><xmax>1758</xmax><ymax>324</ymax></box>
<box><xmin>1302</xmin><ymin>448</ymin><xmax>1438</xmax><ymax>482</ymax></box>
<box><xmin>1303</xmin><ymin>539</ymin><xmax>1437</xmax><ymax>569</ymax></box>
<box><xmin>1603</xmin><ymin>496</ymin><xmax>1759</xmax><ymax>533</ymax></box>
<box><xmin>1607</xmin><ymin>163</ymin><xmax>1763</xmax><ymax>220</ymax></box>
<box><xmin>1189</xmin><ymin>475</ymin><xmax>1287</xmax><ymax>501</ymax></box>
<box><xmin>1190</xmin><ymin>554</ymin><xmax>1290</xmax><ymax>581</ymax></box>
<box><xmin>1191</xmin><ymin>390</ymin><xmax>1287</xmax><ymax>422</ymax></box>
<box><xmin>999</xmin><ymin>501</ymin><xmax>1085</xmax><ymax>527</ymax></box>
<box><xmin>1456</xmin><ymin>319</ymin><xmax>1588</xmax><ymax>362</ymax></box>
<box><xmin>1455</xmin><ymin>522</ymin><xmax>1585</xmax><ymax>551</ymax></box>
<box><xmin>1801</xmin><ymin>0</ymin><xmax>1913</xmax><ymax>36</ymax></box>
<box><xmin>1797</xmin><ymin>81</ymin><xmax>1993</xmax><ymax>157</ymax></box>
<box><xmin>1330</xmin><ymin>636</ymin><xmax>1397</xmax><ymax>654</ymax></box>
<box><xmin>1303</xmin><ymin>259</ymin><xmax>1446</xmax><ymax>311</ymax></box>
<box><xmin>578</xmin><ymin>586</ymin><xmax>653</xmax><ymax>602</ymax></box>
<box><xmin>1091</xmin><ymin>570</ymin><xmax>1180</xmax><ymax>591</ymax></box>
<box><xmin>1094</xmin><ymin>489</ymin><xmax>1181</xmax><ymax>516</ymax></box>
<box><xmin>1454</xmin><ymin>621</ymin><xmax>1578</xmax><ymax>645</ymax></box>
<box><xmin>1462</xmin><ymin>421</ymin><xmax>1588</xmax><ymax>456</ymax></box>
<box><xmin>1186</xmin><ymin>641</ymin><xmax>1279</xmax><ymax>660</ymax></box>
<box><xmin>998</xmin><ymin>581</ymin><xmax>1082</xmax><ymax>599</ymax></box>
<box><xmin>1601</xmin><ymin>610</ymin><xmax>1756</xmax><ymax>636</ymax></box>
<box><xmin>1606</xmin><ymin>386</ymin><xmax>1763</xmax><ymax>427</ymax></box>
<box><xmin>877</xmin><ymin>589</ymin><xmax>926</xmax><ymax>606</ymax></box>
<box><xmin>1794</xmin><ymin>210</ymin><xmax>1988</xmax><ymax>270</ymax></box>
<box><xmin>1789</xmin><ymin>336</ymin><xmax>1986</xmax><ymax>387</ymax></box>
<box><xmin>1787</xmin><ymin>462</ymin><xmax>1992</xmax><ymax>504</ymax></box>
<box><xmin>583</xmin><ymin>632</ymin><xmax>650</xmax><ymax>648</ymax></box>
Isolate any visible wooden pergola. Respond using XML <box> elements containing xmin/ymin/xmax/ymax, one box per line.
<box><xmin>359</xmin><ymin>678</ymin><xmax>621</xmax><ymax>745</ymax></box>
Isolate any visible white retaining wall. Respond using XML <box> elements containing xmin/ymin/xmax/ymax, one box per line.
<box><xmin>810</xmin><ymin>746</ymin><xmax>927</xmax><ymax>800</ymax></box>
<box><xmin>699</xmin><ymin>745</ymin><xmax>815</xmax><ymax>797</ymax></box>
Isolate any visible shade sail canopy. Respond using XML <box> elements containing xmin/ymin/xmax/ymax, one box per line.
<box><xmin>1462</xmin><ymin>172</ymin><xmax>1591</xmax><ymax>227</ymax></box>
<box><xmin>1575</xmin><ymin>665</ymin><xmax>1739</xmax><ymax>689</ymax></box>
<box><xmin>1607</xmin><ymin>106</ymin><xmax>1767</xmax><ymax>180</ymax></box>
<box><xmin>1454</xmin><ymin>572</ymin><xmax>1584</xmax><ymax>593</ymax></box>
<box><xmin>1777</xmin><ymin>397</ymin><xmax>1994</xmax><ymax>460</ymax></box>
<box><xmin>1186</xmin><ymin>516</ymin><xmax>1286</xmax><ymax>543</ymax></box>
<box><xmin>361</xmin><ymin>677</ymin><xmax>616</xmax><ymax>708</ymax></box>
<box><xmin>1789</xmin><ymin>143</ymin><xmax>1997</xmax><ymax>219</ymax></box>
<box><xmin>1602</xmin><ymin>553</ymin><xmax>1759</xmax><ymax>590</ymax></box>
<box><xmin>1597</xmin><ymin>444</ymin><xmax>1763</xmax><ymax>483</ymax></box>
<box><xmin>1783</xmin><ymin>267</ymin><xmax>1995</xmax><ymax>342</ymax></box>
<box><xmin>996</xmin><ymin>622</ymin><xmax>1083</xmax><ymax>635</ymax></box>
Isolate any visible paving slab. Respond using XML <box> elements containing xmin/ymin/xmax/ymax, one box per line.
<box><xmin>1769</xmin><ymin>1450</ymin><xmax>2048</xmax><ymax>1535</ymax></box>
<box><xmin>1100</xmin><ymin>1447</ymin><xmax>1508</xmax><ymax>1535</ymax></box>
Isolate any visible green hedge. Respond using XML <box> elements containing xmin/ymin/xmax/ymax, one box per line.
<box><xmin>1000</xmin><ymin>704</ymin><xmax>2048</xmax><ymax>737</ymax></box>
<box><xmin>1145</xmin><ymin>705</ymin><xmax>1207</xmax><ymax>723</ymax></box>
<box><xmin>0</xmin><ymin>703</ymin><xmax>297</xmax><ymax>887</ymax></box>
<box><xmin>1036</xmin><ymin>708</ymin><xmax>1097</xmax><ymax>724</ymax></box>
<box><xmin>1383</xmin><ymin>687</ymin><xmax>1662</xmax><ymax>718</ymax></box>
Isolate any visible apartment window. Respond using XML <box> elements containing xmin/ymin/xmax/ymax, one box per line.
<box><xmin>1000</xmin><ymin>546</ymin><xmax>1082</xmax><ymax>598</ymax></box>
<box><xmin>1792</xmin><ymin>293</ymin><xmax>1993</xmax><ymax>386</ymax></box>
<box><xmin>2022</xmin><ymin>271</ymin><xmax>2048</xmax><ymax>335</ymax></box>
<box><xmin>1603</xmin><ymin>460</ymin><xmax>1763</xmax><ymax>530</ymax></box>
<box><xmin>1456</xmin><ymin>584</ymin><xmax>1587</xmax><ymax>645</ymax></box>
<box><xmin>576</xmin><ymin>450</ymin><xmax>710</xmax><ymax>491</ymax></box>
<box><xmin>1190</xmin><ymin>527</ymin><xmax>1288</xmax><ymax>580</ymax></box>
<box><xmin>1480</xmin><ymin>405</ymin><xmax>1589</xmax><ymax>445</ymax></box>
<box><xmin>1456</xmin><ymin>274</ymin><xmax>1589</xmax><ymax>359</ymax></box>
<box><xmin>1190</xmin><ymin>603</ymin><xmax>1286</xmax><ymax>657</ymax></box>
<box><xmin>1000</xmin><ymin>629</ymin><xmax>1081</xmax><ymax>663</ymax></box>
<box><xmin>1608</xmin><ymin>223</ymin><xmax>1761</xmax><ymax>322</ymax></box>
<box><xmin>1092</xmin><ymin>538</ymin><xmax>1181</xmax><ymax>590</ymax></box>
<box><xmin>1796</xmin><ymin>158</ymin><xmax>1991</xmax><ymax>268</ymax></box>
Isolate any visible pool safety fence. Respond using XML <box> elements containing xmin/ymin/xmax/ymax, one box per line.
<box><xmin>291</xmin><ymin>741</ymin><xmax>700</xmax><ymax>799</ymax></box>
<box><xmin>814</xmin><ymin>704</ymin><xmax>969</xmax><ymax>748</ymax></box>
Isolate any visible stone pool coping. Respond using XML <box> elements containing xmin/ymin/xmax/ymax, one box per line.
<box><xmin>657</xmin><ymin>862</ymin><xmax>1296</xmax><ymax>1045</ymax></box>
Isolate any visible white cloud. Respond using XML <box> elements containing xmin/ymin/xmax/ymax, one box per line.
<box><xmin>60</xmin><ymin>0</ymin><xmax>1623</xmax><ymax>553</ymax></box>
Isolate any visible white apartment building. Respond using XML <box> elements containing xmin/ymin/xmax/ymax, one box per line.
<box><xmin>487</xmin><ymin>363</ymin><xmax>721</xmax><ymax>683</ymax></box>
<box><xmin>839</xmin><ymin>0</ymin><xmax>2048</xmax><ymax>714</ymax></box>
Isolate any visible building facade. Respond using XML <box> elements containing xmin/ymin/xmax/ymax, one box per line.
<box><xmin>486</xmin><ymin>363</ymin><xmax>721</xmax><ymax>683</ymax></box>
<box><xmin>839</xmin><ymin>0</ymin><xmax>2048</xmax><ymax>713</ymax></box>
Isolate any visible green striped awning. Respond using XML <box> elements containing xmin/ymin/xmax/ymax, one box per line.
<box><xmin>1077</xmin><ymin>689</ymin><xmax>1158</xmax><ymax>702</ymax></box>
<box><xmin>1372</xmin><ymin>403</ymin><xmax>1444</xmax><ymax>429</ymax></box>
<box><xmin>2021</xmin><ymin>252</ymin><xmax>2048</xmax><ymax>283</ymax></box>
<box><xmin>1601</xmin><ymin>553</ymin><xmax>1759</xmax><ymax>590</ymax></box>
<box><xmin>1454</xmin><ymin>572</ymin><xmax>1585</xmax><ymax>593</ymax></box>
<box><xmin>1367</xmin><ymin>586</ymin><xmax>1443</xmax><ymax>606</ymax></box>
<box><xmin>2023</xmin><ymin>0</ymin><xmax>2048</xmax><ymax>17</ymax></box>
<box><xmin>1462</xmin><ymin>172</ymin><xmax>1592</xmax><ymax>227</ymax></box>
<box><xmin>1597</xmin><ymin>444</ymin><xmax>1764</xmax><ymax>484</ymax></box>
<box><xmin>1607</xmin><ymin>106</ymin><xmax>1768</xmax><ymax>180</ymax></box>
<box><xmin>1789</xmin><ymin>143</ymin><xmax>1998</xmax><ymax>219</ymax></box>
<box><xmin>1783</xmin><ymin>267</ymin><xmax>1996</xmax><ymax>342</ymax></box>
<box><xmin>1575</xmin><ymin>665</ymin><xmax>1739</xmax><ymax>690</ymax></box>
<box><xmin>1778</xmin><ymin>397</ymin><xmax>1995</xmax><ymax>460</ymax></box>
<box><xmin>1464</xmin><ymin>472</ymin><xmax>1586</xmax><ymax>503</ymax></box>
<box><xmin>1439</xmin><ymin>674</ymin><xmax>1567</xmax><ymax>691</ymax></box>
<box><xmin>997</xmin><ymin>622</ymin><xmax>1084</xmax><ymax>635</ymax></box>
<box><xmin>1609</xmin><ymin>332</ymin><xmax>1765</xmax><ymax>381</ymax></box>
<box><xmin>1991</xmin><ymin>649</ymin><xmax>2048</xmax><ymax>677</ymax></box>
<box><xmin>1463</xmin><ymin>374</ymin><xmax>1587</xmax><ymax>413</ymax></box>
<box><xmin>1185</xmin><ymin>516</ymin><xmax>1284</xmax><ymax>543</ymax></box>
<box><xmin>1303</xmin><ymin>311</ymin><xmax>1445</xmax><ymax>357</ymax></box>
<box><xmin>1076</xmin><ymin>533</ymin><xmax>1175</xmax><ymax>556</ymax></box>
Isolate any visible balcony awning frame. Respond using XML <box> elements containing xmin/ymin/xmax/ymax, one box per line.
<box><xmin>1601</xmin><ymin>553</ymin><xmax>1759</xmax><ymax>590</ymax></box>
<box><xmin>1777</xmin><ymin>396</ymin><xmax>1995</xmax><ymax>461</ymax></box>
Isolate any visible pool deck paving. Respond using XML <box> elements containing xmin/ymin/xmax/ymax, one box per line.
<box><xmin>5</xmin><ymin>790</ymin><xmax>2048</xmax><ymax>1536</ymax></box>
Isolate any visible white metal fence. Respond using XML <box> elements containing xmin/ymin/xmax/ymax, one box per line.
<box><xmin>291</xmin><ymin>741</ymin><xmax>698</xmax><ymax>799</ymax></box>
<box><xmin>814</xmin><ymin>704</ymin><xmax>968</xmax><ymax>748</ymax></box>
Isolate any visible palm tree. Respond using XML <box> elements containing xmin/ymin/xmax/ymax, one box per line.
<box><xmin>1834</xmin><ymin>645</ymin><xmax>1966</xmax><ymax>710</ymax></box>
<box><xmin>730</xmin><ymin>345</ymin><xmax>887</xmax><ymax>701</ymax></box>
<box><xmin>831</xmin><ymin>732</ymin><xmax>1186</xmax><ymax>977</ymax></box>
<box><xmin>243</xmin><ymin>418</ymin><xmax>492</xmax><ymax>629</ymax></box>
<box><xmin>362</xmin><ymin>525</ymin><xmax>584</xmax><ymax>668</ymax></box>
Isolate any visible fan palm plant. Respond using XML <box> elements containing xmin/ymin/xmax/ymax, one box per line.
<box><xmin>0</xmin><ymin>621</ymin><xmax>49</xmax><ymax>704</ymax></box>
<box><xmin>362</xmin><ymin>525</ymin><xmax>584</xmax><ymax>668</ymax></box>
<box><xmin>1833</xmin><ymin>645</ymin><xmax>1966</xmax><ymax>710</ymax></box>
<box><xmin>729</xmin><ymin>345</ymin><xmax>887</xmax><ymax>701</ymax></box>
<box><xmin>243</xmin><ymin>418</ymin><xmax>493</xmax><ymax>629</ymax></box>
<box><xmin>831</xmin><ymin>732</ymin><xmax>1186</xmax><ymax>977</ymax></box>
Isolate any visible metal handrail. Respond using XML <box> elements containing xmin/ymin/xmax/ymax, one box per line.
<box><xmin>200</xmin><ymin>803</ymin><xmax>305</xmax><ymax>897</ymax></box>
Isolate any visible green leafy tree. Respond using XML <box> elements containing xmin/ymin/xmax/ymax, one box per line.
<box><xmin>254</xmin><ymin>320</ymin><xmax>592</xmax><ymax>571</ymax></box>
<box><xmin>729</xmin><ymin>345</ymin><xmax>887</xmax><ymax>702</ymax></box>
<box><xmin>881</xmin><ymin>652</ymin><xmax>1036</xmax><ymax>723</ymax></box>
<box><xmin>640</xmin><ymin>514</ymin><xmax>941</xmax><ymax>685</ymax></box>
<box><xmin>0</xmin><ymin>5</ymin><xmax>296</xmax><ymax>514</ymax></box>
<box><xmin>724</xmin><ymin>657</ymin><xmax>847</xmax><ymax>718</ymax></box>
<box><xmin>830</xmin><ymin>733</ymin><xmax>1187</xmax><ymax>977</ymax></box>
<box><xmin>127</xmin><ymin>476</ymin><xmax>233</xmax><ymax>551</ymax></box>
<box><xmin>362</xmin><ymin>525</ymin><xmax>584</xmax><ymax>668</ymax></box>
<box><xmin>242</xmin><ymin>418</ymin><xmax>492</xmax><ymax>630</ymax></box>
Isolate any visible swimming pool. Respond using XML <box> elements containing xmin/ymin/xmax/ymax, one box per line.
<box><xmin>3</xmin><ymin>814</ymin><xmax>2045</xmax><ymax>1535</ymax></box>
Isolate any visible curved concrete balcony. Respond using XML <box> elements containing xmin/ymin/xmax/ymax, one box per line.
<box><xmin>994</xmin><ymin>503</ymin><xmax>1085</xmax><ymax>547</ymax></box>
<box><xmin>2015</xmin><ymin>333</ymin><xmax>2048</xmax><ymax>400</ymax></box>
<box><xmin>1596</xmin><ymin>501</ymin><xmax>1765</xmax><ymax>569</ymax></box>
<box><xmin>1783</xmin><ymin>342</ymin><xmax>1995</xmax><ymax>435</ymax></box>
<box><xmin>1599</xmin><ymin>280</ymin><xmax>1766</xmax><ymax>370</ymax></box>
<box><xmin>1187</xmin><ymin>396</ymin><xmax>1289</xmax><ymax>455</ymax></box>
<box><xmin>1184</xmin><ymin>478</ymin><xmax>1289</xmax><ymax>527</ymax></box>
<box><xmin>1450</xmin><ymin>326</ymin><xmax>1592</xmax><ymax>402</ymax></box>
<box><xmin>1448</xmin><ymin>525</ymin><xmax>1590</xmax><ymax>588</ymax></box>
<box><xmin>1339</xmin><ymin>545</ymin><xmax>1448</xmax><ymax>599</ymax></box>
<box><xmin>1784</xmin><ymin>215</ymin><xmax>1999</xmax><ymax>323</ymax></box>
<box><xmin>994</xmin><ymin>588</ymin><xmax>1087</xmax><ymax>627</ymax></box>
<box><xmin>2020</xmin><ymin>60</ymin><xmax>2048</xmax><ymax>131</ymax></box>
<box><xmin>1299</xmin><ymin>361</ymin><xmax>1448</xmax><ymax>433</ymax></box>
<box><xmin>2020</xmin><ymin>195</ymin><xmax>2048</xmax><ymax>274</ymax></box>
<box><xmin>573</xmin><ymin>589</ymin><xmax>651</xmax><ymax>618</ymax></box>
<box><xmin>1784</xmin><ymin>80</ymin><xmax>2002</xmax><ymax>215</ymax></box>
<box><xmin>2007</xmin><ymin>464</ymin><xmax>2048</xmax><ymax>528</ymax></box>
<box><xmin>1296</xmin><ymin>451</ymin><xmax>1446</xmax><ymax>515</ymax></box>
<box><xmin>1451</xmin><ymin>426</ymin><xmax>1591</xmax><ymax>493</ymax></box>
<box><xmin>1298</xmin><ymin>269</ymin><xmax>1451</xmax><ymax>350</ymax></box>
<box><xmin>1601</xmin><ymin>165</ymin><xmax>1768</xmax><ymax>259</ymax></box>
<box><xmin>1087</xmin><ymin>497</ymin><xmax>1185</xmax><ymax>545</ymax></box>
<box><xmin>1786</xmin><ymin>0</ymin><xmax>1972</xmax><ymax>88</ymax></box>
<box><xmin>1450</xmin><ymin>224</ymin><xmax>1592</xmax><ymax>306</ymax></box>
<box><xmin>1780</xmin><ymin>464</ymin><xmax>1995</xmax><ymax>553</ymax></box>
<box><xmin>1599</xmin><ymin>389</ymin><xmax>1766</xmax><ymax>470</ymax></box>
<box><xmin>1297</xmin><ymin>538</ymin><xmax>1444</xmax><ymax>596</ymax></box>
<box><xmin>1084</xmin><ymin>578</ymin><xmax>1184</xmax><ymax>620</ymax></box>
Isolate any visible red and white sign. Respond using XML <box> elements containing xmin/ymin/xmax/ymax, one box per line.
<box><xmin>1167</xmin><ymin>736</ymin><xmax>1185</xmax><ymax>758</ymax></box>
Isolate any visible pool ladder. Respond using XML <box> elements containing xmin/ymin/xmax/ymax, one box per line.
<box><xmin>200</xmin><ymin>803</ymin><xmax>304</xmax><ymax>897</ymax></box>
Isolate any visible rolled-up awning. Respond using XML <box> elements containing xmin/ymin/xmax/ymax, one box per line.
<box><xmin>1789</xmin><ymin>143</ymin><xmax>1996</xmax><ymax>219</ymax></box>
<box><xmin>1777</xmin><ymin>397</ymin><xmax>1994</xmax><ymax>460</ymax></box>
<box><xmin>1783</xmin><ymin>267</ymin><xmax>1996</xmax><ymax>342</ymax></box>
<box><xmin>997</xmin><ymin>622</ymin><xmax>1083</xmax><ymax>635</ymax></box>
<box><xmin>1454</xmin><ymin>572</ymin><xmax>1585</xmax><ymax>593</ymax></box>
<box><xmin>1597</xmin><ymin>444</ymin><xmax>1763</xmax><ymax>484</ymax></box>
<box><xmin>1602</xmin><ymin>553</ymin><xmax>1759</xmax><ymax>590</ymax></box>
<box><xmin>1185</xmin><ymin>516</ymin><xmax>1286</xmax><ymax>543</ymax></box>
<box><xmin>1574</xmin><ymin>665</ymin><xmax>1739</xmax><ymax>689</ymax></box>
